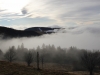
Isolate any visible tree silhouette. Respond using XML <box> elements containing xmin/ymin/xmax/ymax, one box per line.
<box><xmin>4</xmin><ymin>46</ymin><xmax>16</xmax><ymax>62</ymax></box>
<box><xmin>37</xmin><ymin>52</ymin><xmax>40</xmax><ymax>70</ymax></box>
<box><xmin>0</xmin><ymin>49</ymin><xmax>3</xmax><ymax>60</ymax></box>
<box><xmin>80</xmin><ymin>50</ymin><xmax>100</xmax><ymax>75</ymax></box>
<box><xmin>24</xmin><ymin>51</ymin><xmax>34</xmax><ymax>66</ymax></box>
<box><xmin>41</xmin><ymin>55</ymin><xmax>44</xmax><ymax>69</ymax></box>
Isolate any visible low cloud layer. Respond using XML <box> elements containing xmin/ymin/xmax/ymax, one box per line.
<box><xmin>0</xmin><ymin>25</ymin><xmax>100</xmax><ymax>51</ymax></box>
<box><xmin>0</xmin><ymin>0</ymin><xmax>100</xmax><ymax>50</ymax></box>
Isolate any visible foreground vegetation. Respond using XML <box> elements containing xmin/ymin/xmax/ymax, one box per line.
<box><xmin>0</xmin><ymin>61</ymin><xmax>99</xmax><ymax>75</ymax></box>
<box><xmin>0</xmin><ymin>44</ymin><xmax>100</xmax><ymax>75</ymax></box>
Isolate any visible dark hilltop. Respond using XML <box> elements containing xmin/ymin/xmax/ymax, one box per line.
<box><xmin>0</xmin><ymin>26</ymin><xmax>62</xmax><ymax>39</ymax></box>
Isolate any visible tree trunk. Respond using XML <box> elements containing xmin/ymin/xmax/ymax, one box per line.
<box><xmin>28</xmin><ymin>63</ymin><xmax>30</xmax><ymax>66</ymax></box>
<box><xmin>42</xmin><ymin>57</ymin><xmax>43</xmax><ymax>69</ymax></box>
<box><xmin>37</xmin><ymin>52</ymin><xmax>40</xmax><ymax>70</ymax></box>
<box><xmin>90</xmin><ymin>70</ymin><xmax>93</xmax><ymax>75</ymax></box>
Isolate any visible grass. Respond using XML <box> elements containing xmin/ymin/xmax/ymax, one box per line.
<box><xmin>0</xmin><ymin>61</ymin><xmax>100</xmax><ymax>75</ymax></box>
<box><xmin>0</xmin><ymin>61</ymin><xmax>37</xmax><ymax>75</ymax></box>
<box><xmin>0</xmin><ymin>61</ymin><xmax>71</xmax><ymax>75</ymax></box>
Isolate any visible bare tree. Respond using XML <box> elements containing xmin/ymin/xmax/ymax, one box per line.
<box><xmin>0</xmin><ymin>49</ymin><xmax>3</xmax><ymax>60</ymax></box>
<box><xmin>37</xmin><ymin>52</ymin><xmax>40</xmax><ymax>70</ymax></box>
<box><xmin>4</xmin><ymin>46</ymin><xmax>16</xmax><ymax>62</ymax></box>
<box><xmin>41</xmin><ymin>55</ymin><xmax>44</xmax><ymax>69</ymax></box>
<box><xmin>24</xmin><ymin>51</ymin><xmax>34</xmax><ymax>66</ymax></box>
<box><xmin>80</xmin><ymin>50</ymin><xmax>100</xmax><ymax>75</ymax></box>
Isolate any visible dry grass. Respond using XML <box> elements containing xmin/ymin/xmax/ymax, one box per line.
<box><xmin>0</xmin><ymin>61</ymin><xmax>37</xmax><ymax>75</ymax></box>
<box><xmin>0</xmin><ymin>61</ymin><xmax>72</xmax><ymax>75</ymax></box>
<box><xmin>0</xmin><ymin>61</ymin><xmax>100</xmax><ymax>75</ymax></box>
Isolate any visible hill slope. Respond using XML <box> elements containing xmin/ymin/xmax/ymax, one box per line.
<box><xmin>0</xmin><ymin>26</ymin><xmax>44</xmax><ymax>38</ymax></box>
<box><xmin>0</xmin><ymin>61</ymin><xmax>72</xmax><ymax>75</ymax></box>
<box><xmin>0</xmin><ymin>26</ymin><xmax>62</xmax><ymax>39</ymax></box>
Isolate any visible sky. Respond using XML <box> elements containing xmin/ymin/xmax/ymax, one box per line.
<box><xmin>0</xmin><ymin>0</ymin><xmax>100</xmax><ymax>29</ymax></box>
<box><xmin>0</xmin><ymin>0</ymin><xmax>100</xmax><ymax>50</ymax></box>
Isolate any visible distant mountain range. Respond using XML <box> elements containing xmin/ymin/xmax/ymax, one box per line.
<box><xmin>0</xmin><ymin>26</ymin><xmax>62</xmax><ymax>39</ymax></box>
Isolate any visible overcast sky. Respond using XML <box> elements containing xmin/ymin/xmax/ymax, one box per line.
<box><xmin>0</xmin><ymin>0</ymin><xmax>100</xmax><ymax>50</ymax></box>
<box><xmin>0</xmin><ymin>0</ymin><xmax>100</xmax><ymax>29</ymax></box>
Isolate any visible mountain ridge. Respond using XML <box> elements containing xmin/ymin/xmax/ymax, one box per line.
<box><xmin>0</xmin><ymin>26</ymin><xmax>61</xmax><ymax>39</ymax></box>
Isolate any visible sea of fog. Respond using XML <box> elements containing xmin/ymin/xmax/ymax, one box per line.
<box><xmin>0</xmin><ymin>25</ymin><xmax>100</xmax><ymax>51</ymax></box>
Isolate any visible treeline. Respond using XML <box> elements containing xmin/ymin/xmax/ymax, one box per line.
<box><xmin>0</xmin><ymin>44</ymin><xmax>100</xmax><ymax>75</ymax></box>
<box><xmin>0</xmin><ymin>44</ymin><xmax>81</xmax><ymax>64</ymax></box>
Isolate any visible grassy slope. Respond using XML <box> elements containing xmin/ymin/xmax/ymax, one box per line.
<box><xmin>0</xmin><ymin>61</ymin><xmax>73</xmax><ymax>75</ymax></box>
<box><xmin>0</xmin><ymin>61</ymin><xmax>99</xmax><ymax>75</ymax></box>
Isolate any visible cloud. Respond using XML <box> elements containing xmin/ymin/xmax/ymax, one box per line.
<box><xmin>0</xmin><ymin>0</ymin><xmax>31</xmax><ymax>19</ymax></box>
<box><xmin>22</xmin><ymin>0</ymin><xmax>100</xmax><ymax>23</ymax></box>
<box><xmin>1</xmin><ymin>0</ymin><xmax>100</xmax><ymax>51</ymax></box>
<box><xmin>0</xmin><ymin>9</ymin><xmax>6</xmax><ymax>12</ymax></box>
<box><xmin>0</xmin><ymin>0</ymin><xmax>100</xmax><ymax>27</ymax></box>
<box><xmin>22</xmin><ymin>8</ymin><xmax>28</xmax><ymax>15</ymax></box>
<box><xmin>1</xmin><ymin>24</ymin><xmax>100</xmax><ymax>51</ymax></box>
<box><xmin>65</xmin><ymin>24</ymin><xmax>100</xmax><ymax>34</ymax></box>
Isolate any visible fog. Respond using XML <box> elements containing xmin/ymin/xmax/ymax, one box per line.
<box><xmin>0</xmin><ymin>25</ymin><xmax>100</xmax><ymax>51</ymax></box>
